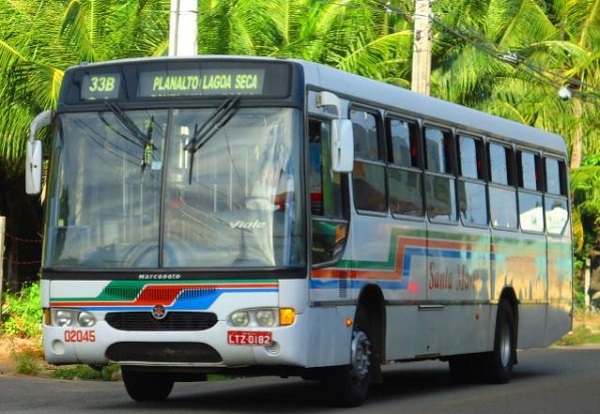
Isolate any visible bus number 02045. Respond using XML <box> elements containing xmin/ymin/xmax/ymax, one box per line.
<box><xmin>64</xmin><ymin>330</ymin><xmax>96</xmax><ymax>343</ymax></box>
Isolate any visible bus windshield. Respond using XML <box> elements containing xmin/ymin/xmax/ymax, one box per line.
<box><xmin>44</xmin><ymin>106</ymin><xmax>305</xmax><ymax>269</ymax></box>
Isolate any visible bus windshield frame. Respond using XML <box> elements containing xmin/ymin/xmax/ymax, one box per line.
<box><xmin>43</xmin><ymin>102</ymin><xmax>306</xmax><ymax>273</ymax></box>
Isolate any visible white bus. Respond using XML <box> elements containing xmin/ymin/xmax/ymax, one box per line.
<box><xmin>26</xmin><ymin>55</ymin><xmax>572</xmax><ymax>407</ymax></box>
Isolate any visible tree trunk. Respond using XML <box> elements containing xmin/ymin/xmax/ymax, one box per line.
<box><xmin>570</xmin><ymin>98</ymin><xmax>583</xmax><ymax>169</ymax></box>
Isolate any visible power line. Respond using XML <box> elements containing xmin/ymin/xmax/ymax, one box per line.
<box><xmin>372</xmin><ymin>0</ymin><xmax>600</xmax><ymax>101</ymax></box>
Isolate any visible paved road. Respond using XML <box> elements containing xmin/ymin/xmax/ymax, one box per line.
<box><xmin>1</xmin><ymin>345</ymin><xmax>600</xmax><ymax>413</ymax></box>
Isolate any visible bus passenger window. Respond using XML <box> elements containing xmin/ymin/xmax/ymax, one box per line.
<box><xmin>544</xmin><ymin>157</ymin><xmax>569</xmax><ymax>235</ymax></box>
<box><xmin>458</xmin><ymin>135</ymin><xmax>487</xmax><ymax>226</ymax></box>
<box><xmin>489</xmin><ymin>142</ymin><xmax>517</xmax><ymax>229</ymax></box>
<box><xmin>351</xmin><ymin>109</ymin><xmax>386</xmax><ymax>213</ymax></box>
<box><xmin>387</xmin><ymin>117</ymin><xmax>423</xmax><ymax>217</ymax></box>
<box><xmin>424</xmin><ymin>127</ymin><xmax>456</xmax><ymax>222</ymax></box>
<box><xmin>517</xmin><ymin>150</ymin><xmax>544</xmax><ymax>232</ymax></box>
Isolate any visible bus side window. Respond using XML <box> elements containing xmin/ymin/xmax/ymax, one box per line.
<box><xmin>489</xmin><ymin>142</ymin><xmax>518</xmax><ymax>229</ymax></box>
<box><xmin>457</xmin><ymin>135</ymin><xmax>488</xmax><ymax>226</ymax></box>
<box><xmin>544</xmin><ymin>157</ymin><xmax>569</xmax><ymax>235</ymax></box>
<box><xmin>351</xmin><ymin>108</ymin><xmax>387</xmax><ymax>213</ymax></box>
<box><xmin>517</xmin><ymin>150</ymin><xmax>544</xmax><ymax>232</ymax></box>
<box><xmin>387</xmin><ymin>117</ymin><xmax>424</xmax><ymax>217</ymax></box>
<box><xmin>310</xmin><ymin>118</ymin><xmax>348</xmax><ymax>265</ymax></box>
<box><xmin>424</xmin><ymin>126</ymin><xmax>456</xmax><ymax>221</ymax></box>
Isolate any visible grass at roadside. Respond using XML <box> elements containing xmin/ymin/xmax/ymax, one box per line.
<box><xmin>554</xmin><ymin>311</ymin><xmax>600</xmax><ymax>346</ymax></box>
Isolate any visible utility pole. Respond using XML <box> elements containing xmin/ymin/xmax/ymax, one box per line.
<box><xmin>169</xmin><ymin>0</ymin><xmax>198</xmax><ymax>56</ymax></box>
<box><xmin>411</xmin><ymin>0</ymin><xmax>432</xmax><ymax>96</ymax></box>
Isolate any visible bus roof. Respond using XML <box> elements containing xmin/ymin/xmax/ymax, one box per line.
<box><xmin>294</xmin><ymin>58</ymin><xmax>567</xmax><ymax>155</ymax></box>
<box><xmin>68</xmin><ymin>55</ymin><xmax>568</xmax><ymax>155</ymax></box>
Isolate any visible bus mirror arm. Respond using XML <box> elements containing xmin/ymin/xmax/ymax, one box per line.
<box><xmin>317</xmin><ymin>91</ymin><xmax>342</xmax><ymax>118</ymax></box>
<box><xmin>26</xmin><ymin>110</ymin><xmax>54</xmax><ymax>195</ymax></box>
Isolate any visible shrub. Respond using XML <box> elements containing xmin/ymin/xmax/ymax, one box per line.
<box><xmin>1</xmin><ymin>282</ymin><xmax>43</xmax><ymax>338</ymax></box>
<box><xmin>11</xmin><ymin>344</ymin><xmax>44</xmax><ymax>375</ymax></box>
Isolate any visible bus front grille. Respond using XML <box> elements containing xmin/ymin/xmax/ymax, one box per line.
<box><xmin>105</xmin><ymin>311</ymin><xmax>217</xmax><ymax>331</ymax></box>
<box><xmin>106</xmin><ymin>342</ymin><xmax>222</xmax><ymax>363</ymax></box>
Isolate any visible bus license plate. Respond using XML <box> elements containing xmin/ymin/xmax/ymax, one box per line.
<box><xmin>227</xmin><ymin>331</ymin><xmax>272</xmax><ymax>346</ymax></box>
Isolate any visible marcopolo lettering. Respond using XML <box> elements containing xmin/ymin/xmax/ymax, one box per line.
<box><xmin>138</xmin><ymin>273</ymin><xmax>182</xmax><ymax>280</ymax></box>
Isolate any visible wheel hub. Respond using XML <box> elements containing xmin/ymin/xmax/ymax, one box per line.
<box><xmin>350</xmin><ymin>330</ymin><xmax>371</xmax><ymax>380</ymax></box>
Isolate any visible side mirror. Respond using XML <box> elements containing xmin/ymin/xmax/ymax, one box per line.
<box><xmin>26</xmin><ymin>110</ymin><xmax>53</xmax><ymax>195</ymax></box>
<box><xmin>331</xmin><ymin>119</ymin><xmax>354</xmax><ymax>173</ymax></box>
<box><xmin>26</xmin><ymin>140</ymin><xmax>43</xmax><ymax>195</ymax></box>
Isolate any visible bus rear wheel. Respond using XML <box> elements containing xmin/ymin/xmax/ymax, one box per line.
<box><xmin>323</xmin><ymin>328</ymin><xmax>372</xmax><ymax>407</ymax></box>
<box><xmin>122</xmin><ymin>368</ymin><xmax>174</xmax><ymax>402</ymax></box>
<box><xmin>483</xmin><ymin>300</ymin><xmax>516</xmax><ymax>384</ymax></box>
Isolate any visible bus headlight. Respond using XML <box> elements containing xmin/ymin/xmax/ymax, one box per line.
<box><xmin>256</xmin><ymin>309</ymin><xmax>276</xmax><ymax>327</ymax></box>
<box><xmin>55</xmin><ymin>310</ymin><xmax>74</xmax><ymax>327</ymax></box>
<box><xmin>230</xmin><ymin>311</ymin><xmax>250</xmax><ymax>327</ymax></box>
<box><xmin>228</xmin><ymin>308</ymin><xmax>296</xmax><ymax>327</ymax></box>
<box><xmin>77</xmin><ymin>311</ymin><xmax>96</xmax><ymax>327</ymax></box>
<box><xmin>51</xmin><ymin>309</ymin><xmax>96</xmax><ymax>327</ymax></box>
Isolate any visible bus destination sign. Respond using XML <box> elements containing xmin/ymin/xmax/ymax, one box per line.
<box><xmin>138</xmin><ymin>69</ymin><xmax>266</xmax><ymax>97</ymax></box>
<box><xmin>81</xmin><ymin>73</ymin><xmax>121</xmax><ymax>100</ymax></box>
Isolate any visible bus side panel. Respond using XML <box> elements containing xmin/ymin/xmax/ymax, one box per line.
<box><xmin>545</xmin><ymin>235</ymin><xmax>573</xmax><ymax>345</ymax></box>
<box><xmin>517</xmin><ymin>304</ymin><xmax>548</xmax><ymax>349</ymax></box>
<box><xmin>426</xmin><ymin>224</ymin><xmax>493</xmax><ymax>355</ymax></box>
<box><xmin>492</xmin><ymin>231</ymin><xmax>548</xmax><ymax>348</ymax></box>
<box><xmin>385</xmin><ymin>305</ymin><xmax>419</xmax><ymax>360</ymax></box>
<box><xmin>441</xmin><ymin>303</ymin><xmax>492</xmax><ymax>355</ymax></box>
<box><xmin>385</xmin><ymin>305</ymin><xmax>492</xmax><ymax>361</ymax></box>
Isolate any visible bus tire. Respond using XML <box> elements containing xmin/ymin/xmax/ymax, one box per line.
<box><xmin>122</xmin><ymin>368</ymin><xmax>174</xmax><ymax>402</ymax></box>
<box><xmin>323</xmin><ymin>328</ymin><xmax>371</xmax><ymax>407</ymax></box>
<box><xmin>483</xmin><ymin>300</ymin><xmax>516</xmax><ymax>384</ymax></box>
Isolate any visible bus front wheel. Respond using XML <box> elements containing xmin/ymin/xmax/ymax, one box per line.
<box><xmin>323</xmin><ymin>328</ymin><xmax>372</xmax><ymax>407</ymax></box>
<box><xmin>122</xmin><ymin>368</ymin><xmax>174</xmax><ymax>402</ymax></box>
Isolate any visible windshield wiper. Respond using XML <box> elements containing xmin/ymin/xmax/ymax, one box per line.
<box><xmin>105</xmin><ymin>101</ymin><xmax>155</xmax><ymax>171</ymax></box>
<box><xmin>184</xmin><ymin>96</ymin><xmax>240</xmax><ymax>183</ymax></box>
<box><xmin>185</xmin><ymin>97</ymin><xmax>240</xmax><ymax>153</ymax></box>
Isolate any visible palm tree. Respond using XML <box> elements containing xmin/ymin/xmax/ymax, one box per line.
<box><xmin>431</xmin><ymin>0</ymin><xmax>600</xmax><ymax>169</ymax></box>
<box><xmin>0</xmin><ymin>0</ymin><xmax>171</xmax><ymax>286</ymax></box>
<box><xmin>540</xmin><ymin>0</ymin><xmax>600</xmax><ymax>168</ymax></box>
<box><xmin>198</xmin><ymin>0</ymin><xmax>414</xmax><ymax>84</ymax></box>
<box><xmin>0</xmin><ymin>0</ymin><xmax>170</xmax><ymax>171</ymax></box>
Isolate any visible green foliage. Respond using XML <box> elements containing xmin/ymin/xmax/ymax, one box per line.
<box><xmin>11</xmin><ymin>345</ymin><xmax>43</xmax><ymax>375</ymax></box>
<box><xmin>52</xmin><ymin>364</ymin><xmax>121</xmax><ymax>381</ymax></box>
<box><xmin>1</xmin><ymin>282</ymin><xmax>43</xmax><ymax>338</ymax></box>
<box><xmin>556</xmin><ymin>325</ymin><xmax>594</xmax><ymax>346</ymax></box>
<box><xmin>573</xmin><ymin>281</ymin><xmax>587</xmax><ymax>311</ymax></box>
